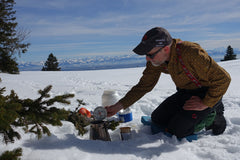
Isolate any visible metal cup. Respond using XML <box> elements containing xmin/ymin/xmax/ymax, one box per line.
<box><xmin>120</xmin><ymin>127</ymin><xmax>132</xmax><ymax>141</ymax></box>
<box><xmin>90</xmin><ymin>120</ymin><xmax>111</xmax><ymax>141</ymax></box>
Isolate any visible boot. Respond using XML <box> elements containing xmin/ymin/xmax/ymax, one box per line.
<box><xmin>206</xmin><ymin>100</ymin><xmax>226</xmax><ymax>135</ymax></box>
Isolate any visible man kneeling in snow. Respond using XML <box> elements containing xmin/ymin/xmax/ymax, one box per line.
<box><xmin>105</xmin><ymin>27</ymin><xmax>231</xmax><ymax>138</ymax></box>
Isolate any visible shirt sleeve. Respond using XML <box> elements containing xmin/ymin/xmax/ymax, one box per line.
<box><xmin>185</xmin><ymin>45</ymin><xmax>231</xmax><ymax>107</ymax></box>
<box><xmin>119</xmin><ymin>61</ymin><xmax>161</xmax><ymax>109</ymax></box>
<box><xmin>202</xmin><ymin>59</ymin><xmax>231</xmax><ymax>107</ymax></box>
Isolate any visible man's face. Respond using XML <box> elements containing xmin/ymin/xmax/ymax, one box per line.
<box><xmin>146</xmin><ymin>46</ymin><xmax>169</xmax><ymax>66</ymax></box>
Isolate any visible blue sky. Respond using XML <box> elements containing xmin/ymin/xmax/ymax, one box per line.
<box><xmin>15</xmin><ymin>0</ymin><xmax>240</xmax><ymax>62</ymax></box>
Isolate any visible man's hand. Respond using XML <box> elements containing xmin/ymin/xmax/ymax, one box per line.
<box><xmin>105</xmin><ymin>102</ymin><xmax>124</xmax><ymax>117</ymax></box>
<box><xmin>183</xmin><ymin>96</ymin><xmax>209</xmax><ymax>111</ymax></box>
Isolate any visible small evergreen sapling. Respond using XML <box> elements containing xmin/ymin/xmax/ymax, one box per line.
<box><xmin>0</xmin><ymin>85</ymin><xmax>74</xmax><ymax>143</ymax></box>
<box><xmin>42</xmin><ymin>53</ymin><xmax>61</xmax><ymax>71</ymax></box>
<box><xmin>221</xmin><ymin>45</ymin><xmax>237</xmax><ymax>61</ymax></box>
<box><xmin>0</xmin><ymin>85</ymin><xmax>74</xmax><ymax>159</ymax></box>
<box><xmin>0</xmin><ymin>84</ymin><xmax>119</xmax><ymax>159</ymax></box>
<box><xmin>15</xmin><ymin>85</ymin><xmax>74</xmax><ymax>140</ymax></box>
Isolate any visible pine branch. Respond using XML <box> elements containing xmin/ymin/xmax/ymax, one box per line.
<box><xmin>67</xmin><ymin>100</ymin><xmax>90</xmax><ymax>135</ymax></box>
<box><xmin>0</xmin><ymin>89</ymin><xmax>22</xmax><ymax>144</ymax></box>
<box><xmin>68</xmin><ymin>110</ymin><xmax>91</xmax><ymax>136</ymax></box>
<box><xmin>0</xmin><ymin>87</ymin><xmax>5</xmax><ymax>94</ymax></box>
<box><xmin>77</xmin><ymin>99</ymin><xmax>86</xmax><ymax>106</ymax></box>
<box><xmin>0</xmin><ymin>85</ymin><xmax>74</xmax><ymax>143</ymax></box>
<box><xmin>1</xmin><ymin>128</ymin><xmax>21</xmax><ymax>144</ymax></box>
<box><xmin>15</xmin><ymin>85</ymin><xmax>73</xmax><ymax>138</ymax></box>
<box><xmin>107</xmin><ymin>120</ymin><xmax>120</xmax><ymax>131</ymax></box>
<box><xmin>45</xmin><ymin>94</ymin><xmax>74</xmax><ymax>106</ymax></box>
<box><xmin>0</xmin><ymin>148</ymin><xmax>22</xmax><ymax>160</ymax></box>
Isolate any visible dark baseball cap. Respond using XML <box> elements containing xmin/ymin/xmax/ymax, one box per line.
<box><xmin>133</xmin><ymin>27</ymin><xmax>172</xmax><ymax>55</ymax></box>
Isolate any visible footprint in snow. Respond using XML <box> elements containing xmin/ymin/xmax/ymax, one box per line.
<box><xmin>230</xmin><ymin>118</ymin><xmax>240</xmax><ymax>125</ymax></box>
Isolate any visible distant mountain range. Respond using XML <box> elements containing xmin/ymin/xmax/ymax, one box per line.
<box><xmin>18</xmin><ymin>54</ymin><xmax>147</xmax><ymax>71</ymax></box>
<box><xmin>18</xmin><ymin>48</ymin><xmax>240</xmax><ymax>71</ymax></box>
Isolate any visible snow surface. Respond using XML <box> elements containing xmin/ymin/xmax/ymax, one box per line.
<box><xmin>1</xmin><ymin>59</ymin><xmax>240</xmax><ymax>160</ymax></box>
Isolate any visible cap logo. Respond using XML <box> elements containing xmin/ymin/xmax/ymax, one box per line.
<box><xmin>156</xmin><ymin>39</ymin><xmax>165</xmax><ymax>42</ymax></box>
<box><xmin>155</xmin><ymin>39</ymin><xmax>166</xmax><ymax>47</ymax></box>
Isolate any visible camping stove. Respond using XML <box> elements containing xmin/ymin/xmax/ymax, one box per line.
<box><xmin>90</xmin><ymin>107</ymin><xmax>111</xmax><ymax>141</ymax></box>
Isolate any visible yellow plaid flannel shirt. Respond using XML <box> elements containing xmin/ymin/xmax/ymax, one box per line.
<box><xmin>119</xmin><ymin>39</ymin><xmax>231</xmax><ymax>108</ymax></box>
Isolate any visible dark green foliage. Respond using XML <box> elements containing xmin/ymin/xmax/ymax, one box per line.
<box><xmin>0</xmin><ymin>0</ymin><xmax>30</xmax><ymax>74</ymax></box>
<box><xmin>0</xmin><ymin>85</ymin><xmax>74</xmax><ymax>144</ymax></box>
<box><xmin>0</xmin><ymin>85</ymin><xmax>74</xmax><ymax>159</ymax></box>
<box><xmin>42</xmin><ymin>53</ymin><xmax>61</xmax><ymax>71</ymax></box>
<box><xmin>15</xmin><ymin>85</ymin><xmax>74</xmax><ymax>140</ymax></box>
<box><xmin>68</xmin><ymin>110</ymin><xmax>91</xmax><ymax>136</ymax></box>
<box><xmin>221</xmin><ymin>45</ymin><xmax>237</xmax><ymax>61</ymax></box>
<box><xmin>0</xmin><ymin>82</ymin><xmax>119</xmax><ymax>159</ymax></box>
<box><xmin>107</xmin><ymin>120</ymin><xmax>120</xmax><ymax>131</ymax></box>
<box><xmin>0</xmin><ymin>49</ymin><xmax>19</xmax><ymax>74</ymax></box>
<box><xmin>68</xmin><ymin>100</ymin><xmax>91</xmax><ymax>136</ymax></box>
<box><xmin>0</xmin><ymin>87</ymin><xmax>22</xmax><ymax>143</ymax></box>
<box><xmin>0</xmin><ymin>148</ymin><xmax>22</xmax><ymax>160</ymax></box>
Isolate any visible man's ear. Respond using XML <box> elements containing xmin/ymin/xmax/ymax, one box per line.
<box><xmin>163</xmin><ymin>46</ymin><xmax>170</xmax><ymax>53</ymax></box>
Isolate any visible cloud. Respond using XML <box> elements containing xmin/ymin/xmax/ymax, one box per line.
<box><xmin>28</xmin><ymin>42</ymin><xmax>106</xmax><ymax>51</ymax></box>
<box><xmin>16</xmin><ymin>0</ymin><xmax>86</xmax><ymax>9</ymax></box>
<box><xmin>197</xmin><ymin>38</ymin><xmax>240</xmax><ymax>50</ymax></box>
<box><xmin>18</xmin><ymin>13</ymin><xmax>156</xmax><ymax>37</ymax></box>
<box><xmin>15</xmin><ymin>0</ymin><xmax>240</xmax><ymax>62</ymax></box>
<box><xmin>19</xmin><ymin>6</ymin><xmax>240</xmax><ymax>38</ymax></box>
<box><xmin>176</xmin><ymin>11</ymin><xmax>240</xmax><ymax>26</ymax></box>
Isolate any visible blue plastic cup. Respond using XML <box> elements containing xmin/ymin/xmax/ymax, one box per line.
<box><xmin>118</xmin><ymin>112</ymin><xmax>133</xmax><ymax>122</ymax></box>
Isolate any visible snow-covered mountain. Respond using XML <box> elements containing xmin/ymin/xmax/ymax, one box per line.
<box><xmin>207</xmin><ymin>47</ymin><xmax>240</xmax><ymax>54</ymax></box>
<box><xmin>18</xmin><ymin>54</ymin><xmax>146</xmax><ymax>71</ymax></box>
<box><xmin>18</xmin><ymin>49</ymin><xmax>240</xmax><ymax>71</ymax></box>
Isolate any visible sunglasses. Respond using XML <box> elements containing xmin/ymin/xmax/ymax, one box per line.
<box><xmin>145</xmin><ymin>47</ymin><xmax>163</xmax><ymax>59</ymax></box>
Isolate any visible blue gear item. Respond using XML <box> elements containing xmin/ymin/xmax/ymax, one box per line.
<box><xmin>141</xmin><ymin>116</ymin><xmax>198</xmax><ymax>142</ymax></box>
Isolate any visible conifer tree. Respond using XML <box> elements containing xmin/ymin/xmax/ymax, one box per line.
<box><xmin>221</xmin><ymin>45</ymin><xmax>237</xmax><ymax>61</ymax></box>
<box><xmin>0</xmin><ymin>85</ymin><xmax>74</xmax><ymax>144</ymax></box>
<box><xmin>0</xmin><ymin>81</ymin><xmax>119</xmax><ymax>159</ymax></box>
<box><xmin>0</xmin><ymin>49</ymin><xmax>19</xmax><ymax>74</ymax></box>
<box><xmin>0</xmin><ymin>85</ymin><xmax>75</xmax><ymax>159</ymax></box>
<box><xmin>0</xmin><ymin>86</ymin><xmax>22</xmax><ymax>143</ymax></box>
<box><xmin>42</xmin><ymin>53</ymin><xmax>61</xmax><ymax>71</ymax></box>
<box><xmin>0</xmin><ymin>0</ymin><xmax>30</xmax><ymax>73</ymax></box>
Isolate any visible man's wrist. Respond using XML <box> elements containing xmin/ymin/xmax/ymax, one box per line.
<box><xmin>116</xmin><ymin>102</ymin><xmax>124</xmax><ymax>110</ymax></box>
